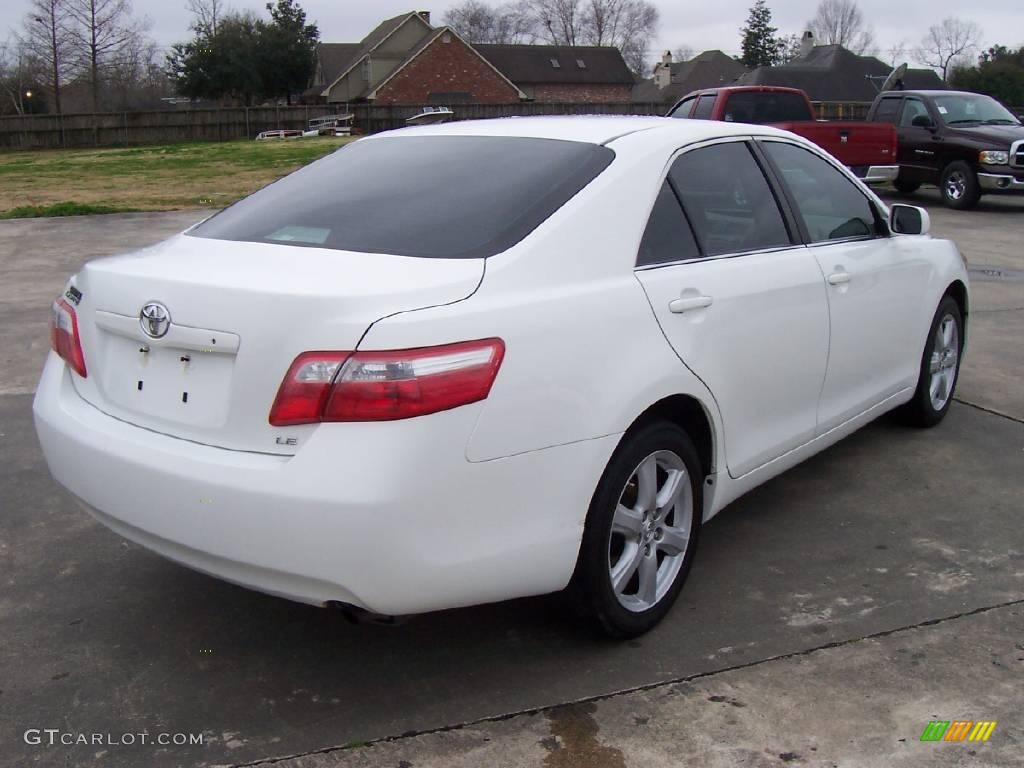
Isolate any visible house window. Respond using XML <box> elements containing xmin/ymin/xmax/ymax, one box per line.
<box><xmin>361</xmin><ymin>59</ymin><xmax>371</xmax><ymax>82</ymax></box>
<box><xmin>576</xmin><ymin>59</ymin><xmax>586</xmax><ymax>69</ymax></box>
<box><xmin>550</xmin><ymin>58</ymin><xmax>561</xmax><ymax>68</ymax></box>
<box><xmin>442</xmin><ymin>32</ymin><xmax>451</xmax><ymax>43</ymax></box>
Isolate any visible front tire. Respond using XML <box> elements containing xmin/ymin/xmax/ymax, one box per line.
<box><xmin>572</xmin><ymin>422</ymin><xmax>703</xmax><ymax>638</ymax></box>
<box><xmin>940</xmin><ymin>161</ymin><xmax>981</xmax><ymax>210</ymax></box>
<box><xmin>899</xmin><ymin>296</ymin><xmax>963</xmax><ymax>427</ymax></box>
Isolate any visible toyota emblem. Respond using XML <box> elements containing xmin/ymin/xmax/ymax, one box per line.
<box><xmin>139</xmin><ymin>302</ymin><xmax>171</xmax><ymax>339</ymax></box>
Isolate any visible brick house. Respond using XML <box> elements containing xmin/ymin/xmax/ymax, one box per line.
<box><xmin>311</xmin><ymin>12</ymin><xmax>524</xmax><ymax>105</ymax></box>
<box><xmin>308</xmin><ymin>11</ymin><xmax>633</xmax><ymax>105</ymax></box>
<box><xmin>474</xmin><ymin>45</ymin><xmax>635</xmax><ymax>103</ymax></box>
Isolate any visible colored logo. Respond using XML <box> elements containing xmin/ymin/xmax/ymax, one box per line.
<box><xmin>921</xmin><ymin>721</ymin><xmax>997</xmax><ymax>742</ymax></box>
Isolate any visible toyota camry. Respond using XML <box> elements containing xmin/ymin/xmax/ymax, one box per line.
<box><xmin>33</xmin><ymin>116</ymin><xmax>969</xmax><ymax>636</ymax></box>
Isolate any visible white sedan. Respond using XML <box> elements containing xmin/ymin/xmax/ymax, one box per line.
<box><xmin>34</xmin><ymin>116</ymin><xmax>969</xmax><ymax>637</ymax></box>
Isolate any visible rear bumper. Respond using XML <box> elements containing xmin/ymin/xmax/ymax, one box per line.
<box><xmin>33</xmin><ymin>354</ymin><xmax>616</xmax><ymax>615</ymax></box>
<box><xmin>855</xmin><ymin>165</ymin><xmax>899</xmax><ymax>184</ymax></box>
<box><xmin>977</xmin><ymin>172</ymin><xmax>1024</xmax><ymax>192</ymax></box>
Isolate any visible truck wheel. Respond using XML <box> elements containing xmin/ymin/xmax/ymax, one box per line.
<box><xmin>893</xmin><ymin>178</ymin><xmax>920</xmax><ymax>195</ymax></box>
<box><xmin>940</xmin><ymin>162</ymin><xmax>981</xmax><ymax>210</ymax></box>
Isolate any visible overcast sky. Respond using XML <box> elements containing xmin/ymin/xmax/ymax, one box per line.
<box><xmin>6</xmin><ymin>0</ymin><xmax>1022</xmax><ymax>68</ymax></box>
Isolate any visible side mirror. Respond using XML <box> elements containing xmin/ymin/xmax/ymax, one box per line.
<box><xmin>890</xmin><ymin>204</ymin><xmax>930</xmax><ymax>236</ymax></box>
<box><xmin>911</xmin><ymin>114</ymin><xmax>935</xmax><ymax>129</ymax></box>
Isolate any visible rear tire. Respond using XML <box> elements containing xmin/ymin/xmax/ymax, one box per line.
<box><xmin>571</xmin><ymin>421</ymin><xmax>702</xmax><ymax>638</ymax></box>
<box><xmin>893</xmin><ymin>178</ymin><xmax>920</xmax><ymax>195</ymax></box>
<box><xmin>899</xmin><ymin>296</ymin><xmax>963</xmax><ymax>427</ymax></box>
<box><xmin>940</xmin><ymin>161</ymin><xmax>981</xmax><ymax>210</ymax></box>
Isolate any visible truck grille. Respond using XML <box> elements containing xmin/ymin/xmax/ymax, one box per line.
<box><xmin>1013</xmin><ymin>140</ymin><xmax>1024</xmax><ymax>168</ymax></box>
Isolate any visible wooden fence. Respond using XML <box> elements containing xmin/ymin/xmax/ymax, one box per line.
<box><xmin>0</xmin><ymin>105</ymin><xmax>344</xmax><ymax>149</ymax></box>
<box><xmin>0</xmin><ymin>100</ymin><xmax>921</xmax><ymax>150</ymax></box>
<box><xmin>0</xmin><ymin>103</ymin><xmax>667</xmax><ymax>150</ymax></box>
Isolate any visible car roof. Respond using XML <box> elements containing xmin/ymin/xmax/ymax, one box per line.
<box><xmin>887</xmin><ymin>90</ymin><xmax>975</xmax><ymax>98</ymax></box>
<box><xmin>364</xmin><ymin>115</ymin><xmax>799</xmax><ymax>148</ymax></box>
<box><xmin>692</xmin><ymin>86</ymin><xmax>805</xmax><ymax>95</ymax></box>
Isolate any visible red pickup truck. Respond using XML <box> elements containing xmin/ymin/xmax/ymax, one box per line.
<box><xmin>668</xmin><ymin>86</ymin><xmax>899</xmax><ymax>185</ymax></box>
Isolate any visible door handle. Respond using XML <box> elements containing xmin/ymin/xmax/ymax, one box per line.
<box><xmin>668</xmin><ymin>294</ymin><xmax>713</xmax><ymax>313</ymax></box>
<box><xmin>827</xmin><ymin>271</ymin><xmax>851</xmax><ymax>286</ymax></box>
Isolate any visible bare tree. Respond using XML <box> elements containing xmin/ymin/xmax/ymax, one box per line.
<box><xmin>493</xmin><ymin>0</ymin><xmax>537</xmax><ymax>43</ymax></box>
<box><xmin>672</xmin><ymin>45</ymin><xmax>694</xmax><ymax>62</ymax></box>
<box><xmin>23</xmin><ymin>0</ymin><xmax>70</xmax><ymax>114</ymax></box>
<box><xmin>881</xmin><ymin>38</ymin><xmax>908</xmax><ymax>68</ymax></box>
<box><xmin>444</xmin><ymin>0</ymin><xmax>536</xmax><ymax>44</ymax></box>
<box><xmin>533</xmin><ymin>0</ymin><xmax>658</xmax><ymax>73</ymax></box>
<box><xmin>66</xmin><ymin>0</ymin><xmax>149</xmax><ymax>111</ymax></box>
<box><xmin>533</xmin><ymin>0</ymin><xmax>583</xmax><ymax>46</ymax></box>
<box><xmin>0</xmin><ymin>36</ymin><xmax>41</xmax><ymax>114</ymax></box>
<box><xmin>776</xmin><ymin>33</ymin><xmax>802</xmax><ymax>63</ymax></box>
<box><xmin>584</xmin><ymin>0</ymin><xmax>658</xmax><ymax>73</ymax></box>
<box><xmin>107</xmin><ymin>37</ymin><xmax>169</xmax><ymax>109</ymax></box>
<box><xmin>807</xmin><ymin>0</ymin><xmax>874</xmax><ymax>55</ymax></box>
<box><xmin>447</xmin><ymin>0</ymin><xmax>658</xmax><ymax>73</ymax></box>
<box><xmin>187</xmin><ymin>0</ymin><xmax>227</xmax><ymax>37</ymax></box>
<box><xmin>916</xmin><ymin>18</ymin><xmax>982</xmax><ymax>82</ymax></box>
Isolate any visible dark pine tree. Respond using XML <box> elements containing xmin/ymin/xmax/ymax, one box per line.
<box><xmin>257</xmin><ymin>0</ymin><xmax>320</xmax><ymax>104</ymax></box>
<box><xmin>739</xmin><ymin>0</ymin><xmax>782</xmax><ymax>69</ymax></box>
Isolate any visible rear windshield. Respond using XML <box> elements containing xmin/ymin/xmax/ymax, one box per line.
<box><xmin>190</xmin><ymin>135</ymin><xmax>615</xmax><ymax>259</ymax></box>
<box><xmin>722</xmin><ymin>92</ymin><xmax>812</xmax><ymax>124</ymax></box>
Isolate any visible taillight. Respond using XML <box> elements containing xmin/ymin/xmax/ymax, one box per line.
<box><xmin>50</xmin><ymin>297</ymin><xmax>87</xmax><ymax>378</ymax></box>
<box><xmin>269</xmin><ymin>339</ymin><xmax>505</xmax><ymax>426</ymax></box>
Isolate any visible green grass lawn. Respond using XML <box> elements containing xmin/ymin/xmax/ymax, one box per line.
<box><xmin>0</xmin><ymin>138</ymin><xmax>349</xmax><ymax>218</ymax></box>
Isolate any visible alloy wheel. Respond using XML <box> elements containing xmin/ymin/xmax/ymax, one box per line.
<box><xmin>608</xmin><ymin>450</ymin><xmax>692</xmax><ymax>613</ymax></box>
<box><xmin>929</xmin><ymin>313</ymin><xmax>959</xmax><ymax>411</ymax></box>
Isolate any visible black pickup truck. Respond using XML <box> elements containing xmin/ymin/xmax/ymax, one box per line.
<box><xmin>866</xmin><ymin>89</ymin><xmax>1024</xmax><ymax>209</ymax></box>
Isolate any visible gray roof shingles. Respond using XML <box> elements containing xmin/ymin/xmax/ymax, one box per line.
<box><xmin>475</xmin><ymin>44</ymin><xmax>635</xmax><ymax>85</ymax></box>
<box><xmin>634</xmin><ymin>50</ymin><xmax>748</xmax><ymax>103</ymax></box>
<box><xmin>738</xmin><ymin>45</ymin><xmax>945</xmax><ymax>102</ymax></box>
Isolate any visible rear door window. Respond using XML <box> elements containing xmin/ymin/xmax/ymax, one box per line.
<box><xmin>691</xmin><ymin>95</ymin><xmax>716</xmax><ymax>119</ymax></box>
<box><xmin>636</xmin><ymin>181</ymin><xmax>700</xmax><ymax>266</ymax></box>
<box><xmin>190</xmin><ymin>136</ymin><xmax>614</xmax><ymax>259</ymax></box>
<box><xmin>668</xmin><ymin>142</ymin><xmax>792</xmax><ymax>256</ymax></box>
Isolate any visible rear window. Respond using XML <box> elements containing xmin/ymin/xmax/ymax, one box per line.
<box><xmin>873</xmin><ymin>97</ymin><xmax>902</xmax><ymax>124</ymax></box>
<box><xmin>190</xmin><ymin>135</ymin><xmax>614</xmax><ymax>259</ymax></box>
<box><xmin>722</xmin><ymin>92</ymin><xmax>812</xmax><ymax>124</ymax></box>
<box><xmin>692</xmin><ymin>96</ymin><xmax>716</xmax><ymax>119</ymax></box>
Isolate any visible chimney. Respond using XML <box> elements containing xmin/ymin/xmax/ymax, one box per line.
<box><xmin>418</xmin><ymin>10</ymin><xmax>431</xmax><ymax>25</ymax></box>
<box><xmin>654</xmin><ymin>51</ymin><xmax>672</xmax><ymax>89</ymax></box>
<box><xmin>800</xmin><ymin>30</ymin><xmax>814</xmax><ymax>59</ymax></box>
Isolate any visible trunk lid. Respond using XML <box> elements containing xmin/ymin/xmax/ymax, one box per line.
<box><xmin>68</xmin><ymin>234</ymin><xmax>484</xmax><ymax>455</ymax></box>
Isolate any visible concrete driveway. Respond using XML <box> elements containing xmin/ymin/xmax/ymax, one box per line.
<box><xmin>0</xmin><ymin>192</ymin><xmax>1021</xmax><ymax>768</ymax></box>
